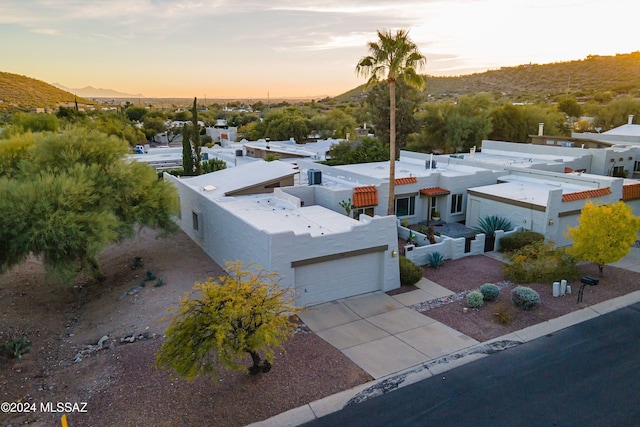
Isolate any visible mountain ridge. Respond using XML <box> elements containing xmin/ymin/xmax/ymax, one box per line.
<box><xmin>335</xmin><ymin>51</ymin><xmax>640</xmax><ymax>103</ymax></box>
<box><xmin>51</xmin><ymin>83</ymin><xmax>144</xmax><ymax>98</ymax></box>
<box><xmin>0</xmin><ymin>72</ymin><xmax>94</xmax><ymax>112</ymax></box>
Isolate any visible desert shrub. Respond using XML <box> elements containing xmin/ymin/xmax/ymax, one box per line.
<box><xmin>466</xmin><ymin>290</ymin><xmax>484</xmax><ymax>308</ymax></box>
<box><xmin>474</xmin><ymin>215</ymin><xmax>512</xmax><ymax>237</ymax></box>
<box><xmin>494</xmin><ymin>303</ymin><xmax>514</xmax><ymax>325</ymax></box>
<box><xmin>480</xmin><ymin>283</ymin><xmax>500</xmax><ymax>301</ymax></box>
<box><xmin>511</xmin><ymin>286</ymin><xmax>540</xmax><ymax>310</ymax></box>
<box><xmin>503</xmin><ymin>241</ymin><xmax>580</xmax><ymax>283</ymax></box>
<box><xmin>1</xmin><ymin>336</ymin><xmax>32</xmax><ymax>360</ymax></box>
<box><xmin>399</xmin><ymin>257</ymin><xmax>422</xmax><ymax>286</ymax></box>
<box><xmin>500</xmin><ymin>231</ymin><xmax>544</xmax><ymax>252</ymax></box>
<box><xmin>427</xmin><ymin>252</ymin><xmax>445</xmax><ymax>268</ymax></box>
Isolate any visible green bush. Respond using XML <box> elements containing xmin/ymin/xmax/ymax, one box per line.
<box><xmin>399</xmin><ymin>257</ymin><xmax>423</xmax><ymax>286</ymax></box>
<box><xmin>474</xmin><ymin>215</ymin><xmax>512</xmax><ymax>237</ymax></box>
<box><xmin>480</xmin><ymin>283</ymin><xmax>500</xmax><ymax>301</ymax></box>
<box><xmin>511</xmin><ymin>286</ymin><xmax>540</xmax><ymax>310</ymax></box>
<box><xmin>466</xmin><ymin>290</ymin><xmax>484</xmax><ymax>308</ymax></box>
<box><xmin>500</xmin><ymin>231</ymin><xmax>544</xmax><ymax>252</ymax></box>
<box><xmin>1</xmin><ymin>336</ymin><xmax>32</xmax><ymax>360</ymax></box>
<box><xmin>427</xmin><ymin>252</ymin><xmax>445</xmax><ymax>268</ymax></box>
<box><xmin>503</xmin><ymin>241</ymin><xmax>580</xmax><ymax>283</ymax></box>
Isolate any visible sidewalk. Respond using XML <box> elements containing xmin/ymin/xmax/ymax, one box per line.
<box><xmin>249</xmin><ymin>248</ymin><xmax>640</xmax><ymax>427</ymax></box>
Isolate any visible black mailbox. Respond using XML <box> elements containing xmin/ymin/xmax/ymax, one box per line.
<box><xmin>577</xmin><ymin>276</ymin><xmax>599</xmax><ymax>303</ymax></box>
<box><xmin>580</xmin><ymin>277</ymin><xmax>599</xmax><ymax>286</ymax></box>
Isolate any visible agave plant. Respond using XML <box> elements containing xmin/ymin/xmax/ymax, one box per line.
<box><xmin>474</xmin><ymin>216</ymin><xmax>512</xmax><ymax>237</ymax></box>
<box><xmin>427</xmin><ymin>251</ymin><xmax>445</xmax><ymax>268</ymax></box>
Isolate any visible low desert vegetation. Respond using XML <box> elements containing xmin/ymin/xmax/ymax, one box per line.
<box><xmin>499</xmin><ymin>231</ymin><xmax>544</xmax><ymax>253</ymax></box>
<box><xmin>511</xmin><ymin>286</ymin><xmax>541</xmax><ymax>310</ymax></box>
<box><xmin>503</xmin><ymin>241</ymin><xmax>580</xmax><ymax>283</ymax></box>
<box><xmin>466</xmin><ymin>290</ymin><xmax>484</xmax><ymax>308</ymax></box>
<box><xmin>479</xmin><ymin>283</ymin><xmax>500</xmax><ymax>301</ymax></box>
<box><xmin>399</xmin><ymin>256</ymin><xmax>423</xmax><ymax>286</ymax></box>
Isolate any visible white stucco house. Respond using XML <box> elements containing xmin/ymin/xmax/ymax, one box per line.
<box><xmin>162</xmin><ymin>136</ymin><xmax>640</xmax><ymax>307</ymax></box>
<box><xmin>165</xmin><ymin>160</ymin><xmax>400</xmax><ymax>307</ymax></box>
<box><xmin>466</xmin><ymin>170</ymin><xmax>623</xmax><ymax>246</ymax></box>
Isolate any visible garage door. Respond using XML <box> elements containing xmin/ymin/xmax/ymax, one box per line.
<box><xmin>294</xmin><ymin>252</ymin><xmax>382</xmax><ymax>307</ymax></box>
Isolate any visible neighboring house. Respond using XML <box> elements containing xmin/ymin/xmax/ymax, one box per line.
<box><xmin>129</xmin><ymin>146</ymin><xmax>259</xmax><ymax>171</ymax></box>
<box><xmin>206</xmin><ymin>120</ymin><xmax>238</xmax><ymax>147</ymax></box>
<box><xmin>243</xmin><ymin>138</ymin><xmax>338</xmax><ymax>161</ymax></box>
<box><xmin>572</xmin><ymin>115</ymin><xmax>640</xmax><ymax>146</ymax></box>
<box><xmin>165</xmin><ymin>161</ymin><xmax>400</xmax><ymax>307</ymax></box>
<box><xmin>466</xmin><ymin>169</ymin><xmax>623</xmax><ymax>246</ymax></box>
<box><xmin>479</xmin><ymin>140</ymin><xmax>640</xmax><ymax>178</ymax></box>
<box><xmin>297</xmin><ymin>152</ymin><xmax>505</xmax><ymax>227</ymax></box>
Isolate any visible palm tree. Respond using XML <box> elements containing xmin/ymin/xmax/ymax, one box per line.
<box><xmin>356</xmin><ymin>29</ymin><xmax>426</xmax><ymax>215</ymax></box>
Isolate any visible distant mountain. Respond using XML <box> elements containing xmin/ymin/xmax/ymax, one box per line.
<box><xmin>0</xmin><ymin>71</ymin><xmax>93</xmax><ymax>112</ymax></box>
<box><xmin>52</xmin><ymin>83</ymin><xmax>143</xmax><ymax>98</ymax></box>
<box><xmin>335</xmin><ymin>51</ymin><xmax>640</xmax><ymax>103</ymax></box>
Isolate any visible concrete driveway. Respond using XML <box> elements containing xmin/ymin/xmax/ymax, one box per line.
<box><xmin>298</xmin><ymin>278</ymin><xmax>478</xmax><ymax>379</ymax></box>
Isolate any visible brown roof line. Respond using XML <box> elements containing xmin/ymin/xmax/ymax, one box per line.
<box><xmin>420</xmin><ymin>187</ymin><xmax>450</xmax><ymax>196</ymax></box>
<box><xmin>395</xmin><ymin>177</ymin><xmax>418</xmax><ymax>185</ymax></box>
<box><xmin>561</xmin><ymin>187</ymin><xmax>612</xmax><ymax>202</ymax></box>
<box><xmin>353</xmin><ymin>185</ymin><xmax>378</xmax><ymax>208</ymax></box>
<box><xmin>623</xmin><ymin>183</ymin><xmax>640</xmax><ymax>201</ymax></box>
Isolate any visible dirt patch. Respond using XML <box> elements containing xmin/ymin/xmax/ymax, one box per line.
<box><xmin>421</xmin><ymin>255</ymin><xmax>640</xmax><ymax>342</ymax></box>
<box><xmin>0</xmin><ymin>229</ymin><xmax>371</xmax><ymax>427</ymax></box>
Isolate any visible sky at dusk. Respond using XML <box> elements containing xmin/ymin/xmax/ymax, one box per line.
<box><xmin>1</xmin><ymin>0</ymin><xmax>637</xmax><ymax>99</ymax></box>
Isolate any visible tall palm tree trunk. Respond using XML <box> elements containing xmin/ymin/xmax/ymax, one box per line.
<box><xmin>387</xmin><ymin>79</ymin><xmax>396</xmax><ymax>216</ymax></box>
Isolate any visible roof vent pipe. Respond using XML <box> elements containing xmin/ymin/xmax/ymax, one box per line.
<box><xmin>629</xmin><ymin>115</ymin><xmax>634</xmax><ymax>125</ymax></box>
<box><xmin>538</xmin><ymin>123</ymin><xmax>544</xmax><ymax>136</ymax></box>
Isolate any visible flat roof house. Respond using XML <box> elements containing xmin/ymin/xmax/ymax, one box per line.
<box><xmin>466</xmin><ymin>169</ymin><xmax>623</xmax><ymax>246</ymax></box>
<box><xmin>165</xmin><ymin>161</ymin><xmax>400</xmax><ymax>307</ymax></box>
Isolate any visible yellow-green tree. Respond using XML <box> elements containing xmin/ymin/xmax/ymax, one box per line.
<box><xmin>566</xmin><ymin>201</ymin><xmax>640</xmax><ymax>276</ymax></box>
<box><xmin>156</xmin><ymin>261</ymin><xmax>300</xmax><ymax>378</ymax></box>
<box><xmin>0</xmin><ymin>127</ymin><xmax>179</xmax><ymax>283</ymax></box>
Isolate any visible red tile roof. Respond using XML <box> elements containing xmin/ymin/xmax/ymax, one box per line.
<box><xmin>395</xmin><ymin>177</ymin><xmax>418</xmax><ymax>185</ymax></box>
<box><xmin>561</xmin><ymin>187</ymin><xmax>611</xmax><ymax>202</ymax></box>
<box><xmin>420</xmin><ymin>187</ymin><xmax>450</xmax><ymax>197</ymax></box>
<box><xmin>353</xmin><ymin>186</ymin><xmax>378</xmax><ymax>207</ymax></box>
<box><xmin>564</xmin><ymin>167</ymin><xmax>574</xmax><ymax>173</ymax></box>
<box><xmin>623</xmin><ymin>183</ymin><xmax>640</xmax><ymax>200</ymax></box>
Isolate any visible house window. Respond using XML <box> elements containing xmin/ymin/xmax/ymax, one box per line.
<box><xmin>354</xmin><ymin>207</ymin><xmax>375</xmax><ymax>219</ymax></box>
<box><xmin>192</xmin><ymin>211</ymin><xmax>200</xmax><ymax>231</ymax></box>
<box><xmin>634</xmin><ymin>161</ymin><xmax>640</xmax><ymax>172</ymax></box>
<box><xmin>450</xmin><ymin>193</ymin><xmax>463</xmax><ymax>214</ymax></box>
<box><xmin>612</xmin><ymin>166</ymin><xmax>625</xmax><ymax>177</ymax></box>
<box><xmin>395</xmin><ymin>196</ymin><xmax>415</xmax><ymax>217</ymax></box>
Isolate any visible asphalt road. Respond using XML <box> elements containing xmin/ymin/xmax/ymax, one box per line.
<box><xmin>304</xmin><ymin>302</ymin><xmax>640</xmax><ymax>427</ymax></box>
